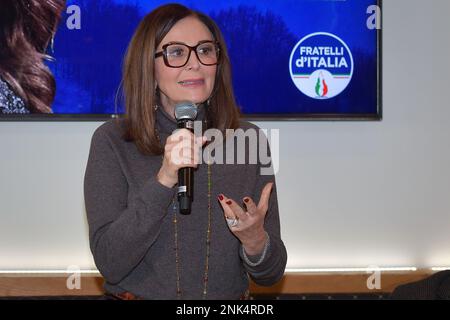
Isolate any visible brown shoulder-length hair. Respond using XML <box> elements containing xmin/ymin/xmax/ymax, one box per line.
<box><xmin>0</xmin><ymin>0</ymin><xmax>65</xmax><ymax>113</ymax></box>
<box><xmin>121</xmin><ymin>3</ymin><xmax>241</xmax><ymax>155</ymax></box>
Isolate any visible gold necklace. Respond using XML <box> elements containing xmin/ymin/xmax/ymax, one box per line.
<box><xmin>154</xmin><ymin>110</ymin><xmax>212</xmax><ymax>299</ymax></box>
<box><xmin>173</xmin><ymin>162</ymin><xmax>212</xmax><ymax>299</ymax></box>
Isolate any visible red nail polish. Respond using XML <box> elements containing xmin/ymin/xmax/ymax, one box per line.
<box><xmin>218</xmin><ymin>194</ymin><xmax>224</xmax><ymax>201</ymax></box>
<box><xmin>226</xmin><ymin>200</ymin><xmax>232</xmax><ymax>205</ymax></box>
<box><xmin>244</xmin><ymin>198</ymin><xmax>249</xmax><ymax>203</ymax></box>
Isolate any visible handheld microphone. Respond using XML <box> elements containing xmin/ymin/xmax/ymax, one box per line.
<box><xmin>174</xmin><ymin>101</ymin><xmax>198</xmax><ymax>215</ymax></box>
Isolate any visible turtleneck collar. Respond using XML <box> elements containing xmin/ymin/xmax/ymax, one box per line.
<box><xmin>155</xmin><ymin>103</ymin><xmax>207</xmax><ymax>134</ymax></box>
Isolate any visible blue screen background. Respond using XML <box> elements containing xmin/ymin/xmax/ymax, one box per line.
<box><xmin>50</xmin><ymin>0</ymin><xmax>379</xmax><ymax>116</ymax></box>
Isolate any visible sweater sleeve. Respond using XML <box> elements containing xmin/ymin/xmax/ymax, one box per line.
<box><xmin>239</xmin><ymin>127</ymin><xmax>287</xmax><ymax>286</ymax></box>
<box><xmin>84</xmin><ymin>126</ymin><xmax>176</xmax><ymax>284</ymax></box>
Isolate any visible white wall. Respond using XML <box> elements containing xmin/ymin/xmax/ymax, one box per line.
<box><xmin>1</xmin><ymin>0</ymin><xmax>450</xmax><ymax>271</ymax></box>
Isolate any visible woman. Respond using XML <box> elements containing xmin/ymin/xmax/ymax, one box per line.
<box><xmin>0</xmin><ymin>0</ymin><xmax>65</xmax><ymax>114</ymax></box>
<box><xmin>84</xmin><ymin>3</ymin><xmax>287</xmax><ymax>300</ymax></box>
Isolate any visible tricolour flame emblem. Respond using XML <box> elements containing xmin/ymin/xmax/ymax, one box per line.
<box><xmin>315</xmin><ymin>72</ymin><xmax>329</xmax><ymax>97</ymax></box>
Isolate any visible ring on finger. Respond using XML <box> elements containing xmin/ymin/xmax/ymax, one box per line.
<box><xmin>226</xmin><ymin>217</ymin><xmax>239</xmax><ymax>228</ymax></box>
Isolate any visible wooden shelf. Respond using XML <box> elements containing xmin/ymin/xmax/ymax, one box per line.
<box><xmin>0</xmin><ymin>270</ymin><xmax>434</xmax><ymax>297</ymax></box>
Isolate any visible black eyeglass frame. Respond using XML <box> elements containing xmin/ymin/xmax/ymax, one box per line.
<box><xmin>155</xmin><ymin>40</ymin><xmax>221</xmax><ymax>68</ymax></box>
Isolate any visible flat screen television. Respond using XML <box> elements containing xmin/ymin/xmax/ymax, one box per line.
<box><xmin>0</xmin><ymin>0</ymin><xmax>382</xmax><ymax>121</ymax></box>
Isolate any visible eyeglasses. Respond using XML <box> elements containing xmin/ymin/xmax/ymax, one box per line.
<box><xmin>155</xmin><ymin>40</ymin><xmax>220</xmax><ymax>68</ymax></box>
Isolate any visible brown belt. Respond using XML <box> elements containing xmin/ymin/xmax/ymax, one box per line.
<box><xmin>106</xmin><ymin>289</ymin><xmax>250</xmax><ymax>300</ymax></box>
<box><xmin>106</xmin><ymin>291</ymin><xmax>143</xmax><ymax>300</ymax></box>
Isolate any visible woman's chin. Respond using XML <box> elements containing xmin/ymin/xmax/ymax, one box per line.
<box><xmin>184</xmin><ymin>95</ymin><xmax>209</xmax><ymax>105</ymax></box>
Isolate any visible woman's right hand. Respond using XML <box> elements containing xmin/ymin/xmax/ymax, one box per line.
<box><xmin>157</xmin><ymin>129</ymin><xmax>207</xmax><ymax>188</ymax></box>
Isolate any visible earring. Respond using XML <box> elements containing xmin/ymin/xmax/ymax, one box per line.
<box><xmin>50</xmin><ymin>35</ymin><xmax>55</xmax><ymax>54</ymax></box>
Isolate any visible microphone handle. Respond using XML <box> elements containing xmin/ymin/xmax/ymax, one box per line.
<box><xmin>177</xmin><ymin>119</ymin><xmax>194</xmax><ymax>215</ymax></box>
<box><xmin>178</xmin><ymin>167</ymin><xmax>193</xmax><ymax>215</ymax></box>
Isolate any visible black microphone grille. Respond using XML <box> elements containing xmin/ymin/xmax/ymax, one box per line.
<box><xmin>175</xmin><ymin>102</ymin><xmax>198</xmax><ymax>121</ymax></box>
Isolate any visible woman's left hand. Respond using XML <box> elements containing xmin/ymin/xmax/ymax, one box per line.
<box><xmin>218</xmin><ymin>182</ymin><xmax>273</xmax><ymax>256</ymax></box>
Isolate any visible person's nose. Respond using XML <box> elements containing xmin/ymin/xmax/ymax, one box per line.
<box><xmin>185</xmin><ymin>49</ymin><xmax>201</xmax><ymax>71</ymax></box>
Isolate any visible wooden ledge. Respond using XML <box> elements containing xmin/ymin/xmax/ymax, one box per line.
<box><xmin>250</xmin><ymin>271</ymin><xmax>433</xmax><ymax>294</ymax></box>
<box><xmin>0</xmin><ymin>271</ymin><xmax>434</xmax><ymax>297</ymax></box>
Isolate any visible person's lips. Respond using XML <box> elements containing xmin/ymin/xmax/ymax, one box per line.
<box><xmin>178</xmin><ymin>79</ymin><xmax>205</xmax><ymax>86</ymax></box>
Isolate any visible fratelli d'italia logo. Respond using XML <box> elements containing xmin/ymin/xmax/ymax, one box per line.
<box><xmin>289</xmin><ymin>32</ymin><xmax>354</xmax><ymax>99</ymax></box>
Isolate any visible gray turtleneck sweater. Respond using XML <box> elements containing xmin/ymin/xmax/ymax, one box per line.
<box><xmin>84</xmin><ymin>106</ymin><xmax>287</xmax><ymax>300</ymax></box>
